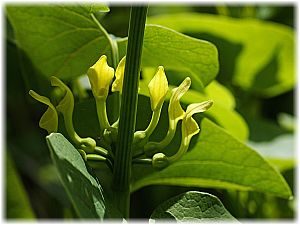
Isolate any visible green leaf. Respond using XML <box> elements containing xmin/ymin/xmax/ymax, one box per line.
<box><xmin>147</xmin><ymin>13</ymin><xmax>295</xmax><ymax>97</ymax></box>
<box><xmin>117</xmin><ymin>24</ymin><xmax>219</xmax><ymax>89</ymax></box>
<box><xmin>46</xmin><ymin>133</ymin><xmax>110</xmax><ymax>219</ymax></box>
<box><xmin>6</xmin><ymin>4</ymin><xmax>113</xmax><ymax>79</ymax></box>
<box><xmin>249</xmin><ymin>133</ymin><xmax>295</xmax><ymax>172</ymax></box>
<box><xmin>151</xmin><ymin>191</ymin><xmax>236</xmax><ymax>222</ymax></box>
<box><xmin>6</xmin><ymin>151</ymin><xmax>35</xmax><ymax>219</ymax></box>
<box><xmin>245</xmin><ymin>117</ymin><xmax>295</xmax><ymax>171</ymax></box>
<box><xmin>204</xmin><ymin>80</ymin><xmax>235</xmax><ymax>110</ymax></box>
<box><xmin>131</xmin><ymin>118</ymin><xmax>292</xmax><ymax>199</ymax></box>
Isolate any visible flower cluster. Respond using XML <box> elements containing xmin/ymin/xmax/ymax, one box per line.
<box><xmin>30</xmin><ymin>55</ymin><xmax>213</xmax><ymax>170</ymax></box>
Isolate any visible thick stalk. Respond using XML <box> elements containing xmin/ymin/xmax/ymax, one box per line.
<box><xmin>112</xmin><ymin>6</ymin><xmax>148</xmax><ymax>219</ymax></box>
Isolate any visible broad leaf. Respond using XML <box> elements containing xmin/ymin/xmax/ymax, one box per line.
<box><xmin>6</xmin><ymin>151</ymin><xmax>35</xmax><ymax>219</ymax></box>
<box><xmin>117</xmin><ymin>24</ymin><xmax>219</xmax><ymax>89</ymax></box>
<box><xmin>151</xmin><ymin>191</ymin><xmax>236</xmax><ymax>222</ymax></box>
<box><xmin>147</xmin><ymin>13</ymin><xmax>295</xmax><ymax>97</ymax></box>
<box><xmin>6</xmin><ymin>4</ymin><xmax>112</xmax><ymax>79</ymax></box>
<box><xmin>249</xmin><ymin>133</ymin><xmax>295</xmax><ymax>172</ymax></box>
<box><xmin>246</xmin><ymin>118</ymin><xmax>295</xmax><ymax>171</ymax></box>
<box><xmin>47</xmin><ymin>133</ymin><xmax>109</xmax><ymax>219</ymax></box>
<box><xmin>131</xmin><ymin>118</ymin><xmax>292</xmax><ymax>199</ymax></box>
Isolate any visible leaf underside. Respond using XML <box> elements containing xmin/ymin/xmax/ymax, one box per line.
<box><xmin>151</xmin><ymin>191</ymin><xmax>237</xmax><ymax>222</ymax></box>
<box><xmin>47</xmin><ymin>133</ymin><xmax>107</xmax><ymax>219</ymax></box>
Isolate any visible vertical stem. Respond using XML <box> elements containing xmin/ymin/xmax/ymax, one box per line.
<box><xmin>112</xmin><ymin>6</ymin><xmax>148</xmax><ymax>219</ymax></box>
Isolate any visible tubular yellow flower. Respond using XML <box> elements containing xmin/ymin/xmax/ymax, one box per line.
<box><xmin>169</xmin><ymin>100</ymin><xmax>213</xmax><ymax>162</ymax></box>
<box><xmin>50</xmin><ymin>76</ymin><xmax>96</xmax><ymax>153</ymax></box>
<box><xmin>111</xmin><ymin>56</ymin><xmax>126</xmax><ymax>93</ymax></box>
<box><xmin>133</xmin><ymin>66</ymin><xmax>169</xmax><ymax>145</ymax></box>
<box><xmin>87</xmin><ymin>55</ymin><xmax>114</xmax><ymax>100</ymax></box>
<box><xmin>151</xmin><ymin>99</ymin><xmax>213</xmax><ymax>169</ymax></box>
<box><xmin>29</xmin><ymin>90</ymin><xmax>58</xmax><ymax>134</ymax></box>
<box><xmin>148</xmin><ymin>66</ymin><xmax>169</xmax><ymax>112</ymax></box>
<box><xmin>168</xmin><ymin>77</ymin><xmax>191</xmax><ymax>126</ymax></box>
<box><xmin>144</xmin><ymin>77</ymin><xmax>191</xmax><ymax>156</ymax></box>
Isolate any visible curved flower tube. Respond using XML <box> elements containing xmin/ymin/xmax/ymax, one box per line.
<box><xmin>144</xmin><ymin>77</ymin><xmax>191</xmax><ymax>156</ymax></box>
<box><xmin>152</xmin><ymin>100</ymin><xmax>213</xmax><ymax>169</ymax></box>
<box><xmin>50</xmin><ymin>76</ymin><xmax>96</xmax><ymax>153</ymax></box>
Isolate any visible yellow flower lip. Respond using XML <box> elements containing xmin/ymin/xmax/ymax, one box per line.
<box><xmin>169</xmin><ymin>77</ymin><xmax>191</xmax><ymax>122</ymax></box>
<box><xmin>185</xmin><ymin>100</ymin><xmax>213</xmax><ymax>119</ymax></box>
<box><xmin>182</xmin><ymin>100</ymin><xmax>213</xmax><ymax>143</ymax></box>
<box><xmin>29</xmin><ymin>90</ymin><xmax>58</xmax><ymax>134</ymax></box>
<box><xmin>148</xmin><ymin>66</ymin><xmax>169</xmax><ymax>111</ymax></box>
<box><xmin>87</xmin><ymin>55</ymin><xmax>114</xmax><ymax>99</ymax></box>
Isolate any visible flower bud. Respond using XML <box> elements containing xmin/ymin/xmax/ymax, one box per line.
<box><xmin>152</xmin><ymin>153</ymin><xmax>169</xmax><ymax>170</ymax></box>
<box><xmin>87</xmin><ymin>55</ymin><xmax>114</xmax><ymax>99</ymax></box>
<box><xmin>50</xmin><ymin>76</ymin><xmax>74</xmax><ymax>115</ymax></box>
<box><xmin>148</xmin><ymin>66</ymin><xmax>169</xmax><ymax>111</ymax></box>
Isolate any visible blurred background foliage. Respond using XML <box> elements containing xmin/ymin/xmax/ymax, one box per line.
<box><xmin>6</xmin><ymin>4</ymin><xmax>295</xmax><ymax>219</ymax></box>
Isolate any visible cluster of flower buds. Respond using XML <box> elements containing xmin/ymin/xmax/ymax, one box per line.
<box><xmin>30</xmin><ymin>55</ymin><xmax>213</xmax><ymax>170</ymax></box>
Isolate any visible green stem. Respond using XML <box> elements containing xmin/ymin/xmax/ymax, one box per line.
<box><xmin>112</xmin><ymin>6</ymin><xmax>148</xmax><ymax>219</ymax></box>
<box><xmin>156</xmin><ymin>119</ymin><xmax>177</xmax><ymax>149</ymax></box>
<box><xmin>63</xmin><ymin>110</ymin><xmax>81</xmax><ymax>145</ymax></box>
<box><xmin>143</xmin><ymin>119</ymin><xmax>178</xmax><ymax>157</ymax></box>
<box><xmin>95</xmin><ymin>99</ymin><xmax>110</xmax><ymax>133</ymax></box>
<box><xmin>168</xmin><ymin>139</ymin><xmax>189</xmax><ymax>162</ymax></box>
<box><xmin>144</xmin><ymin>108</ymin><xmax>161</xmax><ymax>137</ymax></box>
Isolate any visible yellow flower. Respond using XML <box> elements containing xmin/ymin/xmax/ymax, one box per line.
<box><xmin>50</xmin><ymin>76</ymin><xmax>96</xmax><ymax>153</ymax></box>
<box><xmin>50</xmin><ymin>76</ymin><xmax>74</xmax><ymax>115</ymax></box>
<box><xmin>152</xmin><ymin>99</ymin><xmax>212</xmax><ymax>169</ymax></box>
<box><xmin>182</xmin><ymin>101</ymin><xmax>213</xmax><ymax>144</ymax></box>
<box><xmin>169</xmin><ymin>77</ymin><xmax>191</xmax><ymax>124</ymax></box>
<box><xmin>29</xmin><ymin>90</ymin><xmax>58</xmax><ymax>134</ymax></box>
<box><xmin>148</xmin><ymin>66</ymin><xmax>169</xmax><ymax>111</ymax></box>
<box><xmin>144</xmin><ymin>77</ymin><xmax>191</xmax><ymax>156</ymax></box>
<box><xmin>87</xmin><ymin>55</ymin><xmax>114</xmax><ymax>99</ymax></box>
<box><xmin>111</xmin><ymin>56</ymin><xmax>126</xmax><ymax>93</ymax></box>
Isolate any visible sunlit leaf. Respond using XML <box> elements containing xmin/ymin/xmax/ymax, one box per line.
<box><xmin>148</xmin><ymin>13</ymin><xmax>295</xmax><ymax>97</ymax></box>
<box><xmin>118</xmin><ymin>24</ymin><xmax>219</xmax><ymax>89</ymax></box>
<box><xmin>131</xmin><ymin>118</ymin><xmax>292</xmax><ymax>199</ymax></box>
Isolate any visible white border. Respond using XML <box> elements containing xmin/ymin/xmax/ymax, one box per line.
<box><xmin>0</xmin><ymin>1</ymin><xmax>298</xmax><ymax>225</ymax></box>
